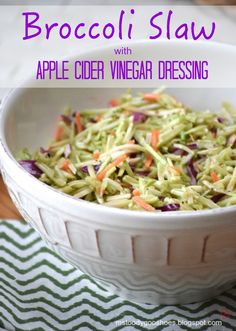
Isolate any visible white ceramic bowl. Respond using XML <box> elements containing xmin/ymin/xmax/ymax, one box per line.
<box><xmin>1</xmin><ymin>41</ymin><xmax>236</xmax><ymax>305</ymax></box>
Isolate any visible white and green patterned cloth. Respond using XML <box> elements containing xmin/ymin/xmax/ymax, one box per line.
<box><xmin>0</xmin><ymin>220</ymin><xmax>235</xmax><ymax>331</ymax></box>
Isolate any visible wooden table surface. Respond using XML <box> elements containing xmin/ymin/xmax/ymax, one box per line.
<box><xmin>0</xmin><ymin>176</ymin><xmax>22</xmax><ymax>220</ymax></box>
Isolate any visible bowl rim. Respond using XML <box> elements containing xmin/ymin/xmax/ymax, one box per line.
<box><xmin>1</xmin><ymin>39</ymin><xmax>236</xmax><ymax>222</ymax></box>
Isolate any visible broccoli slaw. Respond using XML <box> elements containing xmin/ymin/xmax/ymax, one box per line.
<box><xmin>17</xmin><ymin>89</ymin><xmax>236</xmax><ymax>212</ymax></box>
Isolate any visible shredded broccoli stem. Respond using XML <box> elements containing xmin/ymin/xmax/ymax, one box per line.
<box><xmin>17</xmin><ymin>89</ymin><xmax>236</xmax><ymax>212</ymax></box>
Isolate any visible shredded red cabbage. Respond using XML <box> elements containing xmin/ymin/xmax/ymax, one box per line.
<box><xmin>19</xmin><ymin>160</ymin><xmax>42</xmax><ymax>178</ymax></box>
<box><xmin>129</xmin><ymin>153</ymin><xmax>137</xmax><ymax>158</ymax></box>
<box><xmin>136</xmin><ymin>170</ymin><xmax>150</xmax><ymax>177</ymax></box>
<box><xmin>40</xmin><ymin>147</ymin><xmax>51</xmax><ymax>156</ymax></box>
<box><xmin>133</xmin><ymin>112</ymin><xmax>147</xmax><ymax>124</ymax></box>
<box><xmin>217</xmin><ymin>117</ymin><xmax>225</xmax><ymax>123</ymax></box>
<box><xmin>172</xmin><ymin>148</ymin><xmax>187</xmax><ymax>156</ymax></box>
<box><xmin>81</xmin><ymin>164</ymin><xmax>100</xmax><ymax>173</ymax></box>
<box><xmin>211</xmin><ymin>193</ymin><xmax>225</xmax><ymax>203</ymax></box>
<box><xmin>187</xmin><ymin>160</ymin><xmax>198</xmax><ymax>185</ymax></box>
<box><xmin>187</xmin><ymin>143</ymin><xmax>198</xmax><ymax>150</ymax></box>
<box><xmin>81</xmin><ymin>166</ymin><xmax>89</xmax><ymax>173</ymax></box>
<box><xmin>94</xmin><ymin>164</ymin><xmax>100</xmax><ymax>172</ymax></box>
<box><xmin>60</xmin><ymin>115</ymin><xmax>72</xmax><ymax>125</ymax></box>
<box><xmin>160</xmin><ymin>203</ymin><xmax>180</xmax><ymax>212</ymax></box>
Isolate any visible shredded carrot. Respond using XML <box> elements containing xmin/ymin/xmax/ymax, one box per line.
<box><xmin>127</xmin><ymin>140</ymin><xmax>135</xmax><ymax>144</ymax></box>
<box><xmin>173</xmin><ymin>166</ymin><xmax>181</xmax><ymax>174</ymax></box>
<box><xmin>97</xmin><ymin>154</ymin><xmax>127</xmax><ymax>181</ymax></box>
<box><xmin>54</xmin><ymin>125</ymin><xmax>64</xmax><ymax>142</ymax></box>
<box><xmin>75</xmin><ymin>112</ymin><xmax>83</xmax><ymax>133</ymax></box>
<box><xmin>96</xmin><ymin>185</ymin><xmax>102</xmax><ymax>195</ymax></box>
<box><xmin>123</xmin><ymin>109</ymin><xmax>130</xmax><ymax>115</ymax></box>
<box><xmin>210</xmin><ymin>171</ymin><xmax>219</xmax><ymax>182</ymax></box>
<box><xmin>151</xmin><ymin>129</ymin><xmax>160</xmax><ymax>149</ymax></box>
<box><xmin>144</xmin><ymin>129</ymin><xmax>160</xmax><ymax>169</ymax></box>
<box><xmin>144</xmin><ymin>155</ymin><xmax>153</xmax><ymax>169</ymax></box>
<box><xmin>93</xmin><ymin>151</ymin><xmax>100</xmax><ymax>160</ymax></box>
<box><xmin>95</xmin><ymin>115</ymin><xmax>103</xmax><ymax>122</ymax></box>
<box><xmin>170</xmin><ymin>166</ymin><xmax>181</xmax><ymax>174</ymax></box>
<box><xmin>143</xmin><ymin>93</ymin><xmax>160</xmax><ymax>102</ymax></box>
<box><xmin>60</xmin><ymin>159</ymin><xmax>73</xmax><ymax>175</ymax></box>
<box><xmin>211</xmin><ymin>132</ymin><xmax>216</xmax><ymax>139</ymax></box>
<box><xmin>109</xmin><ymin>98</ymin><xmax>120</xmax><ymax>107</ymax></box>
<box><xmin>132</xmin><ymin>189</ymin><xmax>141</xmax><ymax>196</ymax></box>
<box><xmin>132</xmin><ymin>196</ymin><xmax>155</xmax><ymax>211</ymax></box>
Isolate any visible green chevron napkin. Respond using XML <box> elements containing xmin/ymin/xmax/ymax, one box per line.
<box><xmin>0</xmin><ymin>220</ymin><xmax>235</xmax><ymax>331</ymax></box>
